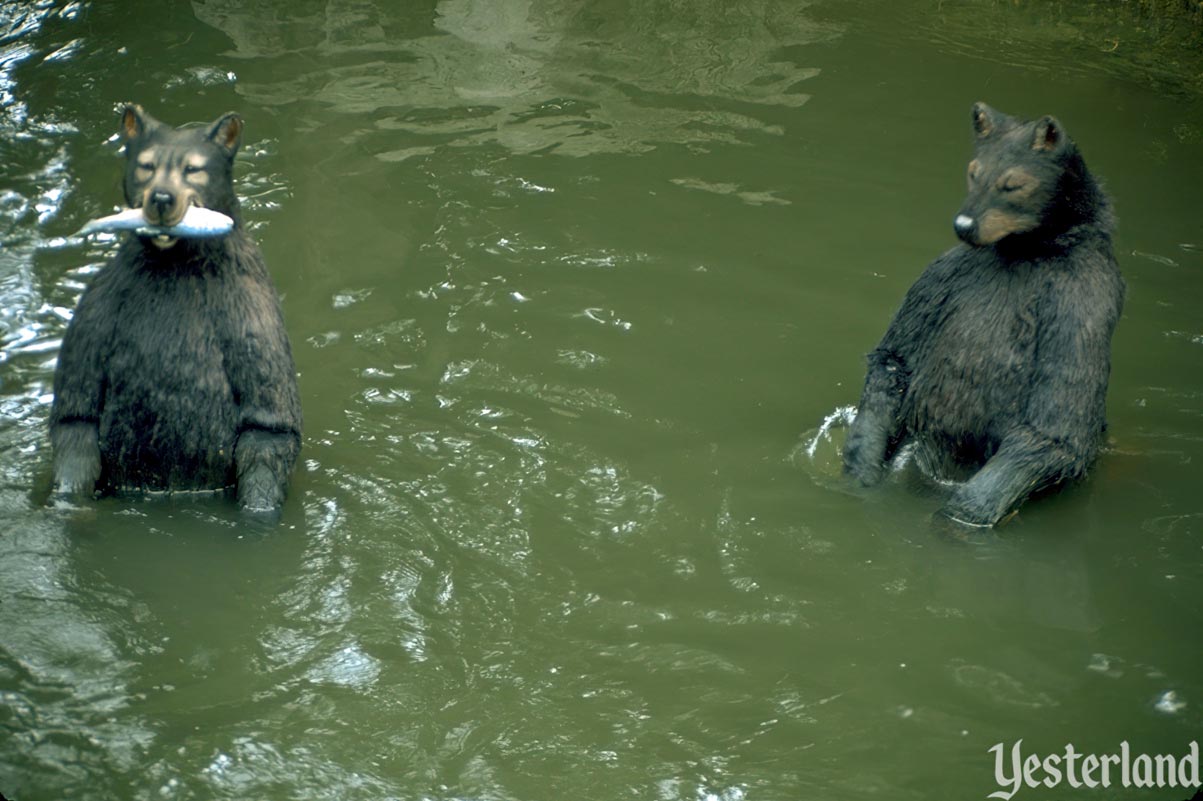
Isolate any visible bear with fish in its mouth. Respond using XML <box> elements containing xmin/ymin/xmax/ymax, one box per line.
<box><xmin>50</xmin><ymin>105</ymin><xmax>302</xmax><ymax>514</ymax></box>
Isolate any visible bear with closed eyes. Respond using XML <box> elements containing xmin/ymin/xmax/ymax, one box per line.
<box><xmin>843</xmin><ymin>102</ymin><xmax>1124</xmax><ymax>526</ymax></box>
<box><xmin>50</xmin><ymin>105</ymin><xmax>301</xmax><ymax>513</ymax></box>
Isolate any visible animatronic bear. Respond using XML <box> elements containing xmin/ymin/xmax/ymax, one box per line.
<box><xmin>50</xmin><ymin>105</ymin><xmax>302</xmax><ymax>513</ymax></box>
<box><xmin>843</xmin><ymin>102</ymin><xmax>1124</xmax><ymax>526</ymax></box>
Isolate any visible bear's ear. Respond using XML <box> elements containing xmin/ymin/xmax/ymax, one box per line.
<box><xmin>119</xmin><ymin>104</ymin><xmax>161</xmax><ymax>142</ymax></box>
<box><xmin>206</xmin><ymin>111</ymin><xmax>243</xmax><ymax>156</ymax></box>
<box><xmin>971</xmin><ymin>102</ymin><xmax>996</xmax><ymax>138</ymax></box>
<box><xmin>1032</xmin><ymin>115</ymin><xmax>1063</xmax><ymax>152</ymax></box>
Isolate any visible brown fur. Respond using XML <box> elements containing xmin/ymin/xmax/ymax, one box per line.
<box><xmin>975</xmin><ymin>208</ymin><xmax>1038</xmax><ymax>244</ymax></box>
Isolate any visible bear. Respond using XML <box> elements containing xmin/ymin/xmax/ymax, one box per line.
<box><xmin>50</xmin><ymin>105</ymin><xmax>301</xmax><ymax>513</ymax></box>
<box><xmin>843</xmin><ymin>102</ymin><xmax>1125</xmax><ymax>527</ymax></box>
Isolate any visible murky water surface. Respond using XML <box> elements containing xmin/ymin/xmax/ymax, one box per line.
<box><xmin>2</xmin><ymin>2</ymin><xmax>1201</xmax><ymax>799</ymax></box>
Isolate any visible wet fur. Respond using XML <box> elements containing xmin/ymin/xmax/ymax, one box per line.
<box><xmin>844</xmin><ymin>102</ymin><xmax>1125</xmax><ymax>526</ymax></box>
<box><xmin>50</xmin><ymin>106</ymin><xmax>301</xmax><ymax>512</ymax></box>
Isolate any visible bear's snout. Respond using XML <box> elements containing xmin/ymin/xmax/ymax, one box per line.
<box><xmin>953</xmin><ymin>213</ymin><xmax>977</xmax><ymax>244</ymax></box>
<box><xmin>150</xmin><ymin>190</ymin><xmax>175</xmax><ymax>216</ymax></box>
<box><xmin>141</xmin><ymin>185</ymin><xmax>191</xmax><ymax>228</ymax></box>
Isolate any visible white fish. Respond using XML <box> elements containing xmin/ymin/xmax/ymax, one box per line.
<box><xmin>75</xmin><ymin>206</ymin><xmax>234</xmax><ymax>238</ymax></box>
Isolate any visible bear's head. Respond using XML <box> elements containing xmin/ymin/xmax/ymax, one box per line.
<box><xmin>953</xmin><ymin>102</ymin><xmax>1090</xmax><ymax>248</ymax></box>
<box><xmin>119</xmin><ymin>104</ymin><xmax>243</xmax><ymax>250</ymax></box>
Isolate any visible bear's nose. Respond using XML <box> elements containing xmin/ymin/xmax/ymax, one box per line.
<box><xmin>953</xmin><ymin>214</ymin><xmax>976</xmax><ymax>241</ymax></box>
<box><xmin>150</xmin><ymin>190</ymin><xmax>175</xmax><ymax>213</ymax></box>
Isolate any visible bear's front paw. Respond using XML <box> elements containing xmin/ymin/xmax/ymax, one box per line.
<box><xmin>929</xmin><ymin>508</ymin><xmax>1002</xmax><ymax>544</ymax></box>
<box><xmin>939</xmin><ymin>488</ymin><xmax>1006</xmax><ymax>528</ymax></box>
<box><xmin>52</xmin><ymin>423</ymin><xmax>101</xmax><ymax>498</ymax></box>
<box><xmin>55</xmin><ymin>459</ymin><xmax>100</xmax><ymax>497</ymax></box>
<box><xmin>237</xmin><ymin>463</ymin><xmax>285</xmax><ymax>515</ymax></box>
<box><xmin>843</xmin><ymin>434</ymin><xmax>888</xmax><ymax>487</ymax></box>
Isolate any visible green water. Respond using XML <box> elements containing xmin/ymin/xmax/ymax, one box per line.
<box><xmin>1</xmin><ymin>2</ymin><xmax>1201</xmax><ymax>799</ymax></box>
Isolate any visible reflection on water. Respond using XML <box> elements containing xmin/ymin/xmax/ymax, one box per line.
<box><xmin>2</xmin><ymin>0</ymin><xmax>1202</xmax><ymax>799</ymax></box>
<box><xmin>197</xmin><ymin>0</ymin><xmax>832</xmax><ymax>155</ymax></box>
